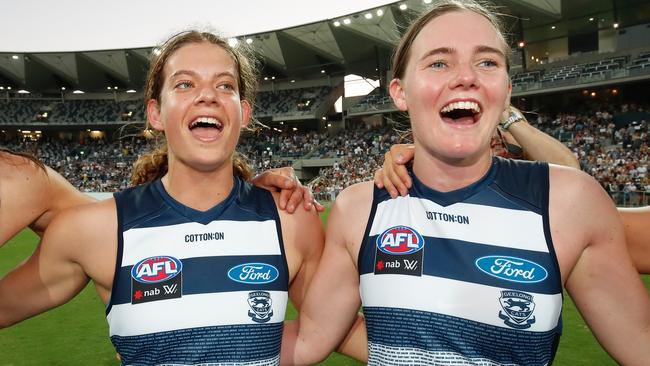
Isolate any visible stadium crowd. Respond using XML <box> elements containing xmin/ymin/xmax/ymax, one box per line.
<box><xmin>1</xmin><ymin>100</ymin><xmax>649</xmax><ymax>206</ymax></box>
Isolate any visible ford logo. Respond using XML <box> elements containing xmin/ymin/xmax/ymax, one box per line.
<box><xmin>475</xmin><ymin>256</ymin><xmax>548</xmax><ymax>283</ymax></box>
<box><xmin>228</xmin><ymin>263</ymin><xmax>279</xmax><ymax>284</ymax></box>
<box><xmin>131</xmin><ymin>255</ymin><xmax>183</xmax><ymax>284</ymax></box>
<box><xmin>376</xmin><ymin>226</ymin><xmax>425</xmax><ymax>255</ymax></box>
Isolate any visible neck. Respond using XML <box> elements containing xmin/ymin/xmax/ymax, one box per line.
<box><xmin>161</xmin><ymin>158</ymin><xmax>235</xmax><ymax>212</ymax></box>
<box><xmin>412</xmin><ymin>148</ymin><xmax>493</xmax><ymax>192</ymax></box>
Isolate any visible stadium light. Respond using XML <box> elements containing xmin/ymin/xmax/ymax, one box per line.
<box><xmin>0</xmin><ymin>87</ymin><xmax>4</xmax><ymax>90</ymax></box>
<box><xmin>11</xmin><ymin>55</ymin><xmax>19</xmax><ymax>60</ymax></box>
<box><xmin>423</xmin><ymin>0</ymin><xmax>432</xmax><ymax>3</ymax></box>
<box><xmin>399</xmin><ymin>3</ymin><xmax>408</xmax><ymax>10</ymax></box>
<box><xmin>364</xmin><ymin>13</ymin><xmax>373</xmax><ymax>19</ymax></box>
<box><xmin>61</xmin><ymin>87</ymin><xmax>66</xmax><ymax>91</ymax></box>
<box><xmin>333</xmin><ymin>20</ymin><xmax>341</xmax><ymax>27</ymax></box>
<box><xmin>6</xmin><ymin>87</ymin><xmax>11</xmax><ymax>90</ymax></box>
<box><xmin>343</xmin><ymin>18</ymin><xmax>351</xmax><ymax>25</ymax></box>
<box><xmin>17</xmin><ymin>90</ymin><xmax>30</xmax><ymax>94</ymax></box>
<box><xmin>589</xmin><ymin>17</ymin><xmax>594</xmax><ymax>21</ymax></box>
<box><xmin>291</xmin><ymin>80</ymin><xmax>295</xmax><ymax>83</ymax></box>
<box><xmin>518</xmin><ymin>41</ymin><xmax>525</xmax><ymax>48</ymax></box>
<box><xmin>126</xmin><ymin>89</ymin><xmax>136</xmax><ymax>93</ymax></box>
<box><xmin>152</xmin><ymin>48</ymin><xmax>161</xmax><ymax>56</ymax></box>
<box><xmin>321</xmin><ymin>69</ymin><xmax>326</xmax><ymax>74</ymax></box>
<box><xmin>271</xmin><ymin>76</ymin><xmax>275</xmax><ymax>80</ymax></box>
<box><xmin>551</xmin><ymin>26</ymin><xmax>556</xmax><ymax>30</ymax></box>
<box><xmin>227</xmin><ymin>38</ymin><xmax>238</xmax><ymax>47</ymax></box>
<box><xmin>613</xmin><ymin>23</ymin><xmax>619</xmax><ymax>29</ymax></box>
<box><xmin>246</xmin><ymin>38</ymin><xmax>253</xmax><ymax>44</ymax></box>
<box><xmin>73</xmin><ymin>90</ymin><xmax>85</xmax><ymax>94</ymax></box>
<box><xmin>376</xmin><ymin>9</ymin><xmax>383</xmax><ymax>16</ymax></box>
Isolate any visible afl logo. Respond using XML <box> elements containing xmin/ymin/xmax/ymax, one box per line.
<box><xmin>475</xmin><ymin>256</ymin><xmax>548</xmax><ymax>283</ymax></box>
<box><xmin>228</xmin><ymin>263</ymin><xmax>279</xmax><ymax>284</ymax></box>
<box><xmin>376</xmin><ymin>226</ymin><xmax>425</xmax><ymax>255</ymax></box>
<box><xmin>131</xmin><ymin>256</ymin><xmax>183</xmax><ymax>284</ymax></box>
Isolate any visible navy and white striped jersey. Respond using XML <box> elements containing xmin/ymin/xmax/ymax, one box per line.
<box><xmin>359</xmin><ymin>157</ymin><xmax>563</xmax><ymax>366</ymax></box>
<box><xmin>108</xmin><ymin>177</ymin><xmax>289</xmax><ymax>366</ymax></box>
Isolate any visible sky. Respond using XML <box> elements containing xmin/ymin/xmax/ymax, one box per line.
<box><xmin>1</xmin><ymin>0</ymin><xmax>396</xmax><ymax>52</ymax></box>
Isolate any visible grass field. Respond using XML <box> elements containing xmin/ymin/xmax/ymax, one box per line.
<box><xmin>1</xmin><ymin>211</ymin><xmax>648</xmax><ymax>365</ymax></box>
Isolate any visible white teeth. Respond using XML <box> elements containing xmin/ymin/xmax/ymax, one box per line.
<box><xmin>189</xmin><ymin>117</ymin><xmax>223</xmax><ymax>129</ymax></box>
<box><xmin>440</xmin><ymin>101</ymin><xmax>481</xmax><ymax>114</ymax></box>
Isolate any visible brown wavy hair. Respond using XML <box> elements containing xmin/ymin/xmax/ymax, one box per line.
<box><xmin>131</xmin><ymin>30</ymin><xmax>259</xmax><ymax>186</ymax></box>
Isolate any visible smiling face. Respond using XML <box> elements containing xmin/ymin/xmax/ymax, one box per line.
<box><xmin>390</xmin><ymin>9</ymin><xmax>511</xmax><ymax>164</ymax></box>
<box><xmin>147</xmin><ymin>41</ymin><xmax>251</xmax><ymax>173</ymax></box>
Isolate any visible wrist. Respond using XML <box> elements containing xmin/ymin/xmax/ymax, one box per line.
<box><xmin>501</xmin><ymin>108</ymin><xmax>525</xmax><ymax>130</ymax></box>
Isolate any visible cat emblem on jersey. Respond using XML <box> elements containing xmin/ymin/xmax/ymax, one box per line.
<box><xmin>247</xmin><ymin>291</ymin><xmax>274</xmax><ymax>323</ymax></box>
<box><xmin>498</xmin><ymin>290</ymin><xmax>536</xmax><ymax>329</ymax></box>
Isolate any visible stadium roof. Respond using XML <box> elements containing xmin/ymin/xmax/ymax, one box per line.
<box><xmin>1</xmin><ymin>0</ymin><xmax>649</xmax><ymax>94</ymax></box>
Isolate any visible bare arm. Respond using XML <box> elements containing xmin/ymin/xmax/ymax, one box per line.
<box><xmin>0</xmin><ymin>200</ymin><xmax>116</xmax><ymax>328</ymax></box>
<box><xmin>504</xmin><ymin>108</ymin><xmax>579</xmax><ymax>169</ymax></box>
<box><xmin>281</xmin><ymin>182</ymin><xmax>372</xmax><ymax>365</ymax></box>
<box><xmin>553</xmin><ymin>168</ymin><xmax>650</xmax><ymax>364</ymax></box>
<box><xmin>618</xmin><ymin>207</ymin><xmax>650</xmax><ymax>274</ymax></box>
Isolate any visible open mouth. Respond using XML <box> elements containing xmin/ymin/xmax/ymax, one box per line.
<box><xmin>440</xmin><ymin>101</ymin><xmax>481</xmax><ymax>124</ymax></box>
<box><xmin>189</xmin><ymin>116</ymin><xmax>224</xmax><ymax>132</ymax></box>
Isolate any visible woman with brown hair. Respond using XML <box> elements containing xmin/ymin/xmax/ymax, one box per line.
<box><xmin>281</xmin><ymin>1</ymin><xmax>650</xmax><ymax>365</ymax></box>
<box><xmin>0</xmin><ymin>30</ymin><xmax>324</xmax><ymax>365</ymax></box>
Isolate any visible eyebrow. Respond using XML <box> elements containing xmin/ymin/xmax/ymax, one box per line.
<box><xmin>168</xmin><ymin>69</ymin><xmax>237</xmax><ymax>81</ymax></box>
<box><xmin>420</xmin><ymin>45</ymin><xmax>506</xmax><ymax>60</ymax></box>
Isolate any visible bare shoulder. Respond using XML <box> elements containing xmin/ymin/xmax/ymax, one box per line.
<box><xmin>331</xmin><ymin>181</ymin><xmax>374</xmax><ymax>216</ymax></box>
<box><xmin>43</xmin><ymin>198</ymin><xmax>117</xmax><ymax>291</ymax></box>
<box><xmin>327</xmin><ymin>181</ymin><xmax>375</xmax><ymax>257</ymax></box>
<box><xmin>46</xmin><ymin>198</ymin><xmax>117</xmax><ymax>246</ymax></box>
<box><xmin>548</xmin><ymin>164</ymin><xmax>622</xmax><ymax>281</ymax></box>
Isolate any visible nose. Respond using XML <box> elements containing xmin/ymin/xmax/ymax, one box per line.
<box><xmin>195</xmin><ymin>84</ymin><xmax>219</xmax><ymax>105</ymax></box>
<box><xmin>450</xmin><ymin>61</ymin><xmax>478</xmax><ymax>89</ymax></box>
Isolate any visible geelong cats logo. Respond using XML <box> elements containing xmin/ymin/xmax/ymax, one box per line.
<box><xmin>498</xmin><ymin>290</ymin><xmax>536</xmax><ymax>329</ymax></box>
<box><xmin>247</xmin><ymin>291</ymin><xmax>274</xmax><ymax>323</ymax></box>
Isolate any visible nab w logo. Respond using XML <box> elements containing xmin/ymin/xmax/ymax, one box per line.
<box><xmin>403</xmin><ymin>259</ymin><xmax>418</xmax><ymax>270</ymax></box>
<box><xmin>163</xmin><ymin>284</ymin><xmax>178</xmax><ymax>294</ymax></box>
<box><xmin>376</xmin><ymin>226</ymin><xmax>425</xmax><ymax>255</ymax></box>
<box><xmin>131</xmin><ymin>256</ymin><xmax>183</xmax><ymax>284</ymax></box>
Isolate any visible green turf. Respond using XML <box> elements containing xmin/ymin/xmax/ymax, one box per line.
<box><xmin>1</xmin><ymin>220</ymin><xmax>649</xmax><ymax>365</ymax></box>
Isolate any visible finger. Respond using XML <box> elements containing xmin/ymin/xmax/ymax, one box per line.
<box><xmin>251</xmin><ymin>173</ymin><xmax>287</xmax><ymax>191</ymax></box>
<box><xmin>394</xmin><ymin>163</ymin><xmax>412</xmax><ymax>195</ymax></box>
<box><xmin>313</xmin><ymin>199</ymin><xmax>325</xmax><ymax>212</ymax></box>
<box><xmin>391</xmin><ymin>144</ymin><xmax>415</xmax><ymax>164</ymax></box>
<box><xmin>374</xmin><ymin>168</ymin><xmax>385</xmax><ymax>188</ymax></box>
<box><xmin>285</xmin><ymin>186</ymin><xmax>304</xmax><ymax>214</ymax></box>
<box><xmin>385</xmin><ymin>164</ymin><xmax>407</xmax><ymax>197</ymax></box>
<box><xmin>278</xmin><ymin>186</ymin><xmax>292</xmax><ymax>210</ymax></box>
<box><xmin>300</xmin><ymin>186</ymin><xmax>316</xmax><ymax>211</ymax></box>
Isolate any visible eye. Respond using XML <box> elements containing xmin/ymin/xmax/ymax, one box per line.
<box><xmin>217</xmin><ymin>83</ymin><xmax>236</xmax><ymax>91</ymax></box>
<box><xmin>478</xmin><ymin>59</ymin><xmax>499</xmax><ymax>68</ymax></box>
<box><xmin>174</xmin><ymin>81</ymin><xmax>193</xmax><ymax>89</ymax></box>
<box><xmin>429</xmin><ymin>60</ymin><xmax>447</xmax><ymax>69</ymax></box>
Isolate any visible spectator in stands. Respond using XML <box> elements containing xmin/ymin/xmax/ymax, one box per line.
<box><xmin>281</xmin><ymin>2</ymin><xmax>650</xmax><ymax>365</ymax></box>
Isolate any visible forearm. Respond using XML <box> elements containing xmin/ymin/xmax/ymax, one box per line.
<box><xmin>508</xmin><ymin>122</ymin><xmax>579</xmax><ymax>168</ymax></box>
<box><xmin>336</xmin><ymin>313</ymin><xmax>368</xmax><ymax>363</ymax></box>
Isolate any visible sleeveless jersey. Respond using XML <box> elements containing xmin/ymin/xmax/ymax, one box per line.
<box><xmin>359</xmin><ymin>157</ymin><xmax>563</xmax><ymax>366</ymax></box>
<box><xmin>107</xmin><ymin>177</ymin><xmax>289</xmax><ymax>365</ymax></box>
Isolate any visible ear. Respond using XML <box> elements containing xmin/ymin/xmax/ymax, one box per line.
<box><xmin>146</xmin><ymin>99</ymin><xmax>164</xmax><ymax>131</ymax></box>
<box><xmin>389</xmin><ymin>78</ymin><xmax>408</xmax><ymax>112</ymax></box>
<box><xmin>240</xmin><ymin>100</ymin><xmax>252</xmax><ymax>129</ymax></box>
